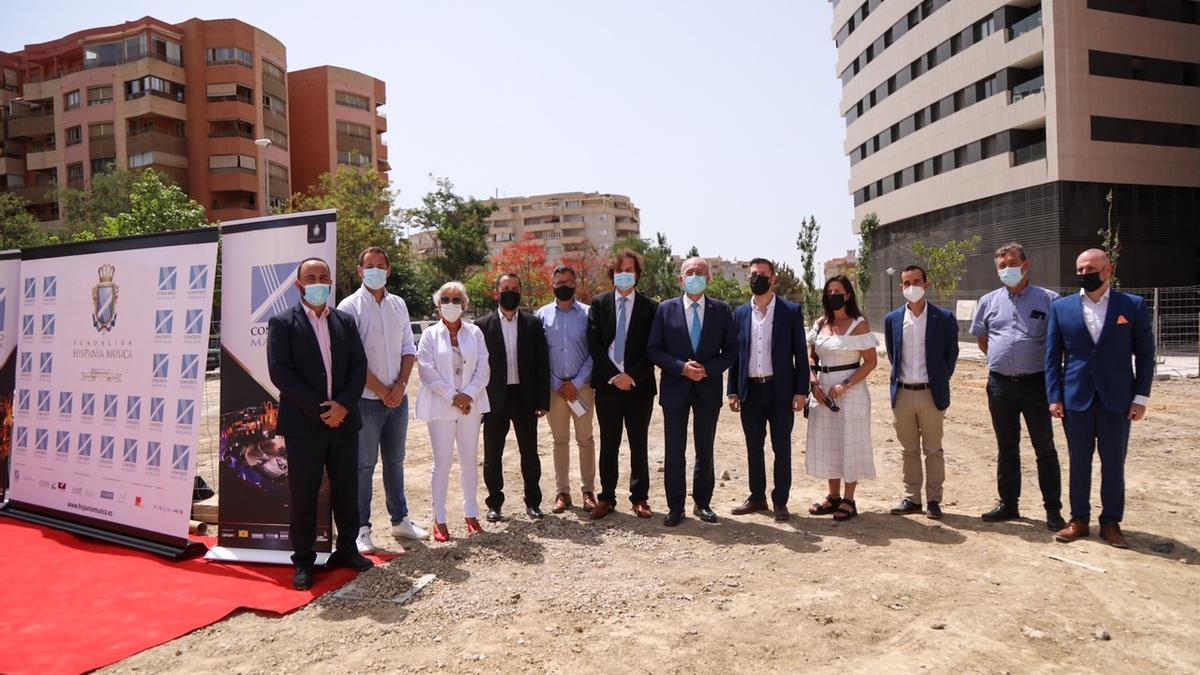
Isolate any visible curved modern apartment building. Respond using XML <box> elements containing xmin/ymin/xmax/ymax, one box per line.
<box><xmin>831</xmin><ymin>0</ymin><xmax>1199</xmax><ymax>308</ymax></box>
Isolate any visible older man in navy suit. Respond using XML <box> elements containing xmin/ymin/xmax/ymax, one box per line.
<box><xmin>647</xmin><ymin>256</ymin><xmax>738</xmax><ymax>526</ymax></box>
<box><xmin>727</xmin><ymin>258</ymin><xmax>809</xmax><ymax>521</ymax></box>
<box><xmin>884</xmin><ymin>265</ymin><xmax>959</xmax><ymax>520</ymax></box>
<box><xmin>1046</xmin><ymin>249</ymin><xmax>1154</xmax><ymax>548</ymax></box>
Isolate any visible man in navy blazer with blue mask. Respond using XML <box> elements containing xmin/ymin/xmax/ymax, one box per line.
<box><xmin>884</xmin><ymin>265</ymin><xmax>959</xmax><ymax>520</ymax></box>
<box><xmin>647</xmin><ymin>256</ymin><xmax>738</xmax><ymax>526</ymax></box>
<box><xmin>1046</xmin><ymin>249</ymin><xmax>1154</xmax><ymax>549</ymax></box>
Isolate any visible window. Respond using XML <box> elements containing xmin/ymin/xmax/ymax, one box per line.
<box><xmin>564</xmin><ymin>199</ymin><xmax>582</xmax><ymax>208</ymax></box>
<box><xmin>64</xmin><ymin>90</ymin><xmax>81</xmax><ymax>111</ymax></box>
<box><xmin>1089</xmin><ymin>50</ymin><xmax>1200</xmax><ymax>87</ymax></box>
<box><xmin>89</xmin><ymin>122</ymin><xmax>114</xmax><ymax>140</ymax></box>
<box><xmin>265</xmin><ymin>125</ymin><xmax>288</xmax><ymax>149</ymax></box>
<box><xmin>1091</xmin><ymin>115</ymin><xmax>1199</xmax><ymax>148</ymax></box>
<box><xmin>91</xmin><ymin>157</ymin><xmax>115</xmax><ymax>174</ymax></box>
<box><xmin>125</xmin><ymin>76</ymin><xmax>184</xmax><ymax>102</ymax></box>
<box><xmin>262</xmin><ymin>59</ymin><xmax>285</xmax><ymax>82</ymax></box>
<box><xmin>268</xmin><ymin>162</ymin><xmax>289</xmax><ymax>182</ymax></box>
<box><xmin>65</xmin><ymin>126</ymin><xmax>82</xmax><ymax>146</ymax></box>
<box><xmin>208</xmin><ymin>119</ymin><xmax>254</xmax><ymax>139</ymax></box>
<box><xmin>263</xmin><ymin>93</ymin><xmax>286</xmax><ymax>115</ymax></box>
<box><xmin>336</xmin><ymin>120</ymin><xmax>371</xmax><ymax>138</ymax></box>
<box><xmin>83</xmin><ymin>41</ymin><xmax>123</xmax><ymax>68</ymax></box>
<box><xmin>335</xmin><ymin>90</ymin><xmax>370</xmax><ymax>110</ymax></box>
<box><xmin>128</xmin><ymin>151</ymin><xmax>156</xmax><ymax>168</ymax></box>
<box><xmin>206</xmin><ymin>83</ymin><xmax>254</xmax><ymax>104</ymax></box>
<box><xmin>150</xmin><ymin>35</ymin><xmax>182</xmax><ymax>66</ymax></box>
<box><xmin>206</xmin><ymin>47</ymin><xmax>253</xmax><ymax>68</ymax></box>
<box><xmin>209</xmin><ymin>154</ymin><xmax>257</xmax><ymax>171</ymax></box>
<box><xmin>67</xmin><ymin>163</ymin><xmax>84</xmax><ymax>183</ymax></box>
<box><xmin>1087</xmin><ymin>0</ymin><xmax>1199</xmax><ymax>25</ymax></box>
<box><xmin>87</xmin><ymin>85</ymin><xmax>113</xmax><ymax>106</ymax></box>
<box><xmin>337</xmin><ymin>150</ymin><xmax>372</xmax><ymax>166</ymax></box>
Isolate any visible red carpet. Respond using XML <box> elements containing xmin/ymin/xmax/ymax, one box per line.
<box><xmin>0</xmin><ymin>519</ymin><xmax>395</xmax><ymax>674</ymax></box>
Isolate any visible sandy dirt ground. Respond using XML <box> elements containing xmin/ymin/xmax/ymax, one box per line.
<box><xmin>107</xmin><ymin>358</ymin><xmax>1199</xmax><ymax>674</ymax></box>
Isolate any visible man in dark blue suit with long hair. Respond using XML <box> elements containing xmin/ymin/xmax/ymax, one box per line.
<box><xmin>647</xmin><ymin>256</ymin><xmax>738</xmax><ymax>526</ymax></box>
<box><xmin>1046</xmin><ymin>248</ymin><xmax>1154</xmax><ymax>549</ymax></box>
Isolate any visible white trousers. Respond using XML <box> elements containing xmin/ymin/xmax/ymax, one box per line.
<box><xmin>426</xmin><ymin>414</ymin><xmax>482</xmax><ymax>523</ymax></box>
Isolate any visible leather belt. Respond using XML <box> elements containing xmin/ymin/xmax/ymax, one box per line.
<box><xmin>748</xmin><ymin>376</ymin><xmax>774</xmax><ymax>384</ymax></box>
<box><xmin>816</xmin><ymin>363</ymin><xmax>859</xmax><ymax>373</ymax></box>
<box><xmin>900</xmin><ymin>382</ymin><xmax>930</xmax><ymax>391</ymax></box>
<box><xmin>990</xmin><ymin>371</ymin><xmax>1043</xmax><ymax>381</ymax></box>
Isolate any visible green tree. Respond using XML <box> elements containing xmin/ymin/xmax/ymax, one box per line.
<box><xmin>772</xmin><ymin>260</ymin><xmax>805</xmax><ymax>305</ymax></box>
<box><xmin>49</xmin><ymin>168</ymin><xmax>137</xmax><ymax>240</ymax></box>
<box><xmin>464</xmin><ymin>269</ymin><xmax>497</xmax><ymax>317</ymax></box>
<box><xmin>855</xmin><ymin>212</ymin><xmax>880</xmax><ymax>311</ymax></box>
<box><xmin>612</xmin><ymin>234</ymin><xmax>649</xmax><ymax>256</ymax></box>
<box><xmin>1100</xmin><ymin>188</ymin><xmax>1121</xmax><ymax>288</ymax></box>
<box><xmin>287</xmin><ymin>163</ymin><xmax>402</xmax><ymax>298</ymax></box>
<box><xmin>0</xmin><ymin>192</ymin><xmax>52</xmax><ymax>249</ymax></box>
<box><xmin>686</xmin><ymin>245</ymin><xmax>700</xmax><ymax>258</ymax></box>
<box><xmin>643</xmin><ymin>232</ymin><xmax>677</xmax><ymax>300</ymax></box>
<box><xmin>98</xmin><ymin>169</ymin><xmax>208</xmax><ymax>239</ymax></box>
<box><xmin>401</xmin><ymin>177</ymin><xmax>494</xmax><ymax>283</ymax></box>
<box><xmin>389</xmin><ymin>244</ymin><xmax>438</xmax><ymax>319</ymax></box>
<box><xmin>911</xmin><ymin>235</ymin><xmax>981</xmax><ymax>303</ymax></box>
<box><xmin>706</xmin><ymin>275</ymin><xmax>748</xmax><ymax>307</ymax></box>
<box><xmin>795</xmin><ymin>215</ymin><xmax>822</xmax><ymax>322</ymax></box>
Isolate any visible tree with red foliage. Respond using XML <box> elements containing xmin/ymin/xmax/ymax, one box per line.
<box><xmin>560</xmin><ymin>245</ymin><xmax>613</xmax><ymax>304</ymax></box>
<box><xmin>488</xmin><ymin>233</ymin><xmax>553</xmax><ymax>308</ymax></box>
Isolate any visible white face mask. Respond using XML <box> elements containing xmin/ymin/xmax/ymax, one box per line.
<box><xmin>440</xmin><ymin>303</ymin><xmax>464</xmax><ymax>322</ymax></box>
<box><xmin>902</xmin><ymin>285</ymin><xmax>926</xmax><ymax>303</ymax></box>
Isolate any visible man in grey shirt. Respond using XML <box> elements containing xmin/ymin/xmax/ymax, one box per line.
<box><xmin>970</xmin><ymin>243</ymin><xmax>1064</xmax><ymax>531</ymax></box>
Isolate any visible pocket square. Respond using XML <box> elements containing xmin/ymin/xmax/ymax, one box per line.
<box><xmin>1117</xmin><ymin>315</ymin><xmax>1130</xmax><ymax>325</ymax></box>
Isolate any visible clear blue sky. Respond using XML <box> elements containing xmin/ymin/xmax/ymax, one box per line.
<box><xmin>2</xmin><ymin>0</ymin><xmax>856</xmax><ymax>269</ymax></box>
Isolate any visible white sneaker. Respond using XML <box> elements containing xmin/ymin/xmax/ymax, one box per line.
<box><xmin>355</xmin><ymin>525</ymin><xmax>377</xmax><ymax>554</ymax></box>
<box><xmin>392</xmin><ymin>517</ymin><xmax>430</xmax><ymax>541</ymax></box>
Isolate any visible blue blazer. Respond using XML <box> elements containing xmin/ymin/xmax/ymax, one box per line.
<box><xmin>647</xmin><ymin>295</ymin><xmax>738</xmax><ymax>409</ymax></box>
<box><xmin>1045</xmin><ymin>290</ymin><xmax>1154</xmax><ymax>413</ymax></box>
<box><xmin>726</xmin><ymin>297</ymin><xmax>811</xmax><ymax>402</ymax></box>
<box><xmin>883</xmin><ymin>302</ymin><xmax>959</xmax><ymax>410</ymax></box>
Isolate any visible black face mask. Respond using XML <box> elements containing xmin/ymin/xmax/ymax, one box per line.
<box><xmin>749</xmin><ymin>275</ymin><xmax>771</xmax><ymax>296</ymax></box>
<box><xmin>1077</xmin><ymin>271</ymin><xmax>1104</xmax><ymax>293</ymax></box>
<box><xmin>553</xmin><ymin>285</ymin><xmax>576</xmax><ymax>301</ymax></box>
<box><xmin>498</xmin><ymin>290</ymin><xmax>521</xmax><ymax>311</ymax></box>
<box><xmin>824</xmin><ymin>293</ymin><xmax>846</xmax><ymax>311</ymax></box>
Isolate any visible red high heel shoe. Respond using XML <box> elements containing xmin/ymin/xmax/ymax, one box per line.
<box><xmin>432</xmin><ymin>522</ymin><xmax>450</xmax><ymax>542</ymax></box>
<box><xmin>464</xmin><ymin>517</ymin><xmax>483</xmax><ymax>535</ymax></box>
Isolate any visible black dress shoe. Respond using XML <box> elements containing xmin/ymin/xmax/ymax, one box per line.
<box><xmin>486</xmin><ymin>509</ymin><xmax>503</xmax><ymax>523</ymax></box>
<box><xmin>693</xmin><ymin>505</ymin><xmax>718</xmax><ymax>523</ymax></box>
<box><xmin>325</xmin><ymin>550</ymin><xmax>374</xmax><ymax>572</ymax></box>
<box><xmin>663</xmin><ymin>511</ymin><xmax>684</xmax><ymax>527</ymax></box>
<box><xmin>293</xmin><ymin>565</ymin><xmax>314</xmax><ymax>590</ymax></box>
<box><xmin>526</xmin><ymin>506</ymin><xmax>545</xmax><ymax>520</ymax></box>
<box><xmin>926</xmin><ymin>501</ymin><xmax>943</xmax><ymax>520</ymax></box>
<box><xmin>1046</xmin><ymin>509</ymin><xmax>1067</xmax><ymax>532</ymax></box>
<box><xmin>890</xmin><ymin>499</ymin><xmax>923</xmax><ymax>516</ymax></box>
<box><xmin>731</xmin><ymin>498</ymin><xmax>769</xmax><ymax>516</ymax></box>
<box><xmin>981</xmin><ymin>502</ymin><xmax>1020</xmax><ymax>522</ymax></box>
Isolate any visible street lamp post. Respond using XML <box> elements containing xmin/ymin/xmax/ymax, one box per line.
<box><xmin>254</xmin><ymin>137</ymin><xmax>272</xmax><ymax>216</ymax></box>
<box><xmin>886</xmin><ymin>267</ymin><xmax>897</xmax><ymax>310</ymax></box>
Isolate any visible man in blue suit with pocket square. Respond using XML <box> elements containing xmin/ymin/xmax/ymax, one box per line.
<box><xmin>647</xmin><ymin>257</ymin><xmax>738</xmax><ymax>527</ymax></box>
<box><xmin>1046</xmin><ymin>248</ymin><xmax>1154</xmax><ymax>549</ymax></box>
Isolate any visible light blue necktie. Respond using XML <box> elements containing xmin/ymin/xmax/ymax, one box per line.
<box><xmin>690</xmin><ymin>302</ymin><xmax>702</xmax><ymax>352</ymax></box>
<box><xmin>614</xmin><ymin>296</ymin><xmax>628</xmax><ymax>364</ymax></box>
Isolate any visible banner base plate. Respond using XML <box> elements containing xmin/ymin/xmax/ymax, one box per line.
<box><xmin>205</xmin><ymin>546</ymin><xmax>330</xmax><ymax>566</ymax></box>
<box><xmin>0</xmin><ymin>505</ymin><xmax>205</xmax><ymax>560</ymax></box>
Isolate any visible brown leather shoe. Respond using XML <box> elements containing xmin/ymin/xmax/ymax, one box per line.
<box><xmin>590</xmin><ymin>500</ymin><xmax>614</xmax><ymax>520</ymax></box>
<box><xmin>773</xmin><ymin>505</ymin><xmax>791</xmax><ymax>522</ymax></box>
<box><xmin>1055</xmin><ymin>518</ymin><xmax>1090</xmax><ymax>543</ymax></box>
<box><xmin>551</xmin><ymin>493</ymin><xmax>572</xmax><ymax>514</ymax></box>
<box><xmin>731</xmin><ymin>498</ymin><xmax>769</xmax><ymax>516</ymax></box>
<box><xmin>1100</xmin><ymin>522</ymin><xmax>1130</xmax><ymax>549</ymax></box>
<box><xmin>633</xmin><ymin>501</ymin><xmax>653</xmax><ymax>518</ymax></box>
<box><xmin>582</xmin><ymin>491</ymin><xmax>598</xmax><ymax>512</ymax></box>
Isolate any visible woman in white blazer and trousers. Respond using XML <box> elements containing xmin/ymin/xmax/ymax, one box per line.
<box><xmin>416</xmin><ymin>281</ymin><xmax>491</xmax><ymax>541</ymax></box>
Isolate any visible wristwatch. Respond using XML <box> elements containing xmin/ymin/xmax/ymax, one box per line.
<box><xmin>841</xmin><ymin>378</ymin><xmax>852</xmax><ymax>387</ymax></box>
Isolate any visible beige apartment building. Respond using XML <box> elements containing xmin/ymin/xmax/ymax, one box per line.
<box><xmin>824</xmin><ymin>249</ymin><xmax>859</xmax><ymax>280</ymax></box>
<box><xmin>483</xmin><ymin>191</ymin><xmax>641</xmax><ymax>262</ymax></box>
<box><xmin>831</xmin><ymin>0</ymin><xmax>1199</xmax><ymax>307</ymax></box>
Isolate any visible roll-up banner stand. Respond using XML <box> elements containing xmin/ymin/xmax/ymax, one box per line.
<box><xmin>0</xmin><ymin>251</ymin><xmax>22</xmax><ymax>501</ymax></box>
<box><xmin>206</xmin><ymin>210</ymin><xmax>338</xmax><ymax>565</ymax></box>
<box><xmin>1</xmin><ymin>230</ymin><xmax>219</xmax><ymax>559</ymax></box>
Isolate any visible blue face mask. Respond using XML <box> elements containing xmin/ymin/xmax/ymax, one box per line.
<box><xmin>362</xmin><ymin>267</ymin><xmax>388</xmax><ymax>291</ymax></box>
<box><xmin>614</xmin><ymin>271</ymin><xmax>636</xmax><ymax>291</ymax></box>
<box><xmin>303</xmin><ymin>283</ymin><xmax>331</xmax><ymax>306</ymax></box>
<box><xmin>684</xmin><ymin>274</ymin><xmax>707</xmax><ymax>296</ymax></box>
<box><xmin>998</xmin><ymin>266</ymin><xmax>1025</xmax><ymax>288</ymax></box>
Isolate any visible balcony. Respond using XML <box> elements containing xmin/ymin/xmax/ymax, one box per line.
<box><xmin>559</xmin><ymin>235</ymin><xmax>587</xmax><ymax>246</ymax></box>
<box><xmin>1012</xmin><ymin>141</ymin><xmax>1047</xmax><ymax>166</ymax></box>
<box><xmin>377</xmin><ymin>142</ymin><xmax>388</xmax><ymax>161</ymax></box>
<box><xmin>263</xmin><ymin>108</ymin><xmax>287</xmax><ymax>132</ymax></box>
<box><xmin>524</xmin><ymin>220</ymin><xmax>560</xmax><ymax>232</ymax></box>
<box><xmin>377</xmin><ymin>159</ymin><xmax>391</xmax><ymax>173</ymax></box>
<box><xmin>0</xmin><ymin>155</ymin><xmax>25</xmax><ymax>175</ymax></box>
<box><xmin>1009</xmin><ymin>10</ymin><xmax>1042</xmax><ymax>41</ymax></box>
<box><xmin>127</xmin><ymin>130</ymin><xmax>187</xmax><ymax>157</ymax></box>
<box><xmin>262</xmin><ymin>75</ymin><xmax>287</xmax><ymax>102</ymax></box>
<box><xmin>336</xmin><ymin>133</ymin><xmax>373</xmax><ymax>156</ymax></box>
<box><xmin>375</xmin><ymin>114</ymin><xmax>387</xmax><ymax>133</ymax></box>
<box><xmin>208</xmin><ymin>170</ymin><xmax>258</xmax><ymax>193</ymax></box>
<box><xmin>15</xmin><ymin>186</ymin><xmax>55</xmax><ymax>205</ymax></box>
<box><xmin>1011</xmin><ymin>75</ymin><xmax>1045</xmax><ymax>103</ymax></box>
<box><xmin>89</xmin><ymin>136</ymin><xmax>117</xmax><ymax>159</ymax></box>
<box><xmin>123</xmin><ymin>94</ymin><xmax>186</xmax><ymax>121</ymax></box>
<box><xmin>25</xmin><ymin>149</ymin><xmax>60</xmax><ymax>171</ymax></box>
<box><xmin>268</xmin><ymin>177</ymin><xmax>289</xmax><ymax>201</ymax></box>
<box><xmin>8</xmin><ymin>114</ymin><xmax>55</xmax><ymax>139</ymax></box>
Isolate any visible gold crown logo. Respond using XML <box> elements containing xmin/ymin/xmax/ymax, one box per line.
<box><xmin>97</xmin><ymin>264</ymin><xmax>115</xmax><ymax>282</ymax></box>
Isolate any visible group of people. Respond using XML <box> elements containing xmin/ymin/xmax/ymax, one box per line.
<box><xmin>266</xmin><ymin>243</ymin><xmax>1155</xmax><ymax>590</ymax></box>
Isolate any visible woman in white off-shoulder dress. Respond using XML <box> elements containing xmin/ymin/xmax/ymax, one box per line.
<box><xmin>805</xmin><ymin>275</ymin><xmax>878</xmax><ymax>521</ymax></box>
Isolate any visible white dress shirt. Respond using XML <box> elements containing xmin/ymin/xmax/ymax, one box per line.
<box><xmin>682</xmin><ymin>293</ymin><xmax>706</xmax><ymax>335</ymax></box>
<box><xmin>303</xmin><ymin>305</ymin><xmax>333</xmax><ymax>399</ymax></box>
<box><xmin>337</xmin><ymin>287</ymin><xmax>417</xmax><ymax>400</ymax></box>
<box><xmin>499</xmin><ymin>310</ymin><xmax>520</xmax><ymax>384</ymax></box>
<box><xmin>900</xmin><ymin>304</ymin><xmax>929</xmax><ymax>384</ymax></box>
<box><xmin>607</xmin><ymin>290</ymin><xmax>635</xmax><ymax>374</ymax></box>
<box><xmin>1080</xmin><ymin>288</ymin><xmax>1149</xmax><ymax>406</ymax></box>
<box><xmin>749</xmin><ymin>294</ymin><xmax>776</xmax><ymax>378</ymax></box>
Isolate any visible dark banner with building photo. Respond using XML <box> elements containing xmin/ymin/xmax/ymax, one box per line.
<box><xmin>207</xmin><ymin>210</ymin><xmax>337</xmax><ymax>565</ymax></box>
<box><xmin>0</xmin><ymin>252</ymin><xmax>21</xmax><ymax>500</ymax></box>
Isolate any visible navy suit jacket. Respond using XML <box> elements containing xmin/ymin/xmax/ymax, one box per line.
<box><xmin>646</xmin><ymin>295</ymin><xmax>738</xmax><ymax>409</ymax></box>
<box><xmin>1045</xmin><ymin>290</ymin><xmax>1154</xmax><ymax>413</ymax></box>
<box><xmin>726</xmin><ymin>297</ymin><xmax>811</xmax><ymax>402</ymax></box>
<box><xmin>267</xmin><ymin>303</ymin><xmax>369</xmax><ymax>438</ymax></box>
<box><xmin>883</xmin><ymin>302</ymin><xmax>959</xmax><ymax>410</ymax></box>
